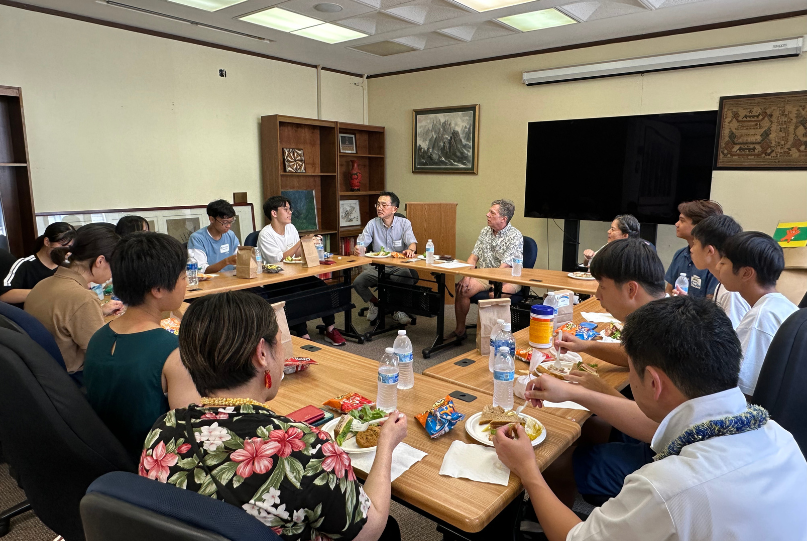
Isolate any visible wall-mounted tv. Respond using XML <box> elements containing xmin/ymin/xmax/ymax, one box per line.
<box><xmin>524</xmin><ymin>111</ymin><xmax>718</xmax><ymax>225</ymax></box>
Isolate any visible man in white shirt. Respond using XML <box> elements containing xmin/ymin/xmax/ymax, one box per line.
<box><xmin>494</xmin><ymin>296</ymin><xmax>807</xmax><ymax>541</ymax></box>
<box><xmin>689</xmin><ymin>215</ymin><xmax>750</xmax><ymax>327</ymax></box>
<box><xmin>257</xmin><ymin>196</ymin><xmax>345</xmax><ymax>346</ymax></box>
<box><xmin>716</xmin><ymin>231</ymin><xmax>798</xmax><ymax>396</ymax></box>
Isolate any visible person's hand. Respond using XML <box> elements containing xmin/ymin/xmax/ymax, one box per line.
<box><xmin>583</xmin><ymin>249</ymin><xmax>595</xmax><ymax>259</ymax></box>
<box><xmin>524</xmin><ymin>374</ymin><xmax>576</xmax><ymax>407</ymax></box>
<box><xmin>492</xmin><ymin>424</ymin><xmax>541</xmax><ymax>482</ymax></box>
<box><xmin>565</xmin><ymin>370</ymin><xmax>613</xmax><ymax>395</ymax></box>
<box><xmin>554</xmin><ymin>331</ymin><xmax>587</xmax><ymax>354</ymax></box>
<box><xmin>377</xmin><ymin>411</ymin><xmax>407</xmax><ymax>453</ymax></box>
<box><xmin>102</xmin><ymin>300</ymin><xmax>124</xmax><ymax>316</ymax></box>
<box><xmin>456</xmin><ymin>276</ymin><xmax>472</xmax><ymax>294</ymax></box>
<box><xmin>224</xmin><ymin>254</ymin><xmax>238</xmax><ymax>266</ymax></box>
<box><xmin>402</xmin><ymin>249</ymin><xmax>415</xmax><ymax>258</ymax></box>
<box><xmin>674</xmin><ymin>285</ymin><xmax>688</xmax><ymax>296</ymax></box>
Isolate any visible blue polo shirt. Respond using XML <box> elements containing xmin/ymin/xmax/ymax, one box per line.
<box><xmin>187</xmin><ymin>228</ymin><xmax>239</xmax><ymax>272</ymax></box>
<box><xmin>665</xmin><ymin>245</ymin><xmax>718</xmax><ymax>298</ymax></box>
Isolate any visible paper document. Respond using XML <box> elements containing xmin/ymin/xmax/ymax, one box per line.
<box><xmin>581</xmin><ymin>312</ymin><xmax>621</xmax><ymax>324</ymax></box>
<box><xmin>433</xmin><ymin>261</ymin><xmax>473</xmax><ymax>269</ymax></box>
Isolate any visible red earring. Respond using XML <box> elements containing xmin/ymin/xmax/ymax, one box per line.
<box><xmin>264</xmin><ymin>370</ymin><xmax>272</xmax><ymax>389</ymax></box>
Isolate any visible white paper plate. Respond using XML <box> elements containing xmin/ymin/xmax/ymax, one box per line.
<box><xmin>283</xmin><ymin>259</ymin><xmax>303</xmax><ymax>264</ymax></box>
<box><xmin>568</xmin><ymin>272</ymin><xmax>596</xmax><ymax>281</ymax></box>
<box><xmin>197</xmin><ymin>273</ymin><xmax>219</xmax><ymax>281</ymax></box>
<box><xmin>321</xmin><ymin>417</ymin><xmax>377</xmax><ymax>454</ymax></box>
<box><xmin>365</xmin><ymin>254</ymin><xmax>391</xmax><ymax>259</ymax></box>
<box><xmin>464</xmin><ymin>412</ymin><xmax>546</xmax><ymax>447</ymax></box>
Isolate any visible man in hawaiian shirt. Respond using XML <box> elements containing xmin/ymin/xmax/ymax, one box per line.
<box><xmin>450</xmin><ymin>199</ymin><xmax>523</xmax><ymax>340</ymax></box>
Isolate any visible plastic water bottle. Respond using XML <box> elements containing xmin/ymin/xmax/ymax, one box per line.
<box><xmin>394</xmin><ymin>330</ymin><xmax>414</xmax><ymax>389</ymax></box>
<box><xmin>493</xmin><ymin>347</ymin><xmax>515</xmax><ymax>410</ymax></box>
<box><xmin>488</xmin><ymin>318</ymin><xmax>505</xmax><ymax>372</ymax></box>
<box><xmin>255</xmin><ymin>247</ymin><xmax>263</xmax><ymax>274</ymax></box>
<box><xmin>187</xmin><ymin>252</ymin><xmax>199</xmax><ymax>287</ymax></box>
<box><xmin>512</xmin><ymin>252</ymin><xmax>523</xmax><ymax>277</ymax></box>
<box><xmin>499</xmin><ymin>323</ymin><xmax>516</xmax><ymax>359</ymax></box>
<box><xmin>425</xmin><ymin>239</ymin><xmax>435</xmax><ymax>264</ymax></box>
<box><xmin>675</xmin><ymin>273</ymin><xmax>689</xmax><ymax>294</ymax></box>
<box><xmin>377</xmin><ymin>347</ymin><xmax>399</xmax><ymax>412</ymax></box>
<box><xmin>356</xmin><ymin>235</ymin><xmax>366</xmax><ymax>257</ymax></box>
<box><xmin>543</xmin><ymin>292</ymin><xmax>559</xmax><ymax>315</ymax></box>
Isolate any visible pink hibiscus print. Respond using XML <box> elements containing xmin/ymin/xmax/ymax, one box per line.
<box><xmin>309</xmin><ymin>426</ymin><xmax>331</xmax><ymax>441</ymax></box>
<box><xmin>321</xmin><ymin>442</ymin><xmax>355</xmax><ymax>480</ymax></box>
<box><xmin>177</xmin><ymin>443</ymin><xmax>192</xmax><ymax>454</ymax></box>
<box><xmin>142</xmin><ymin>441</ymin><xmax>178</xmax><ymax>483</ymax></box>
<box><xmin>270</xmin><ymin>427</ymin><xmax>306</xmax><ymax>458</ymax></box>
<box><xmin>231</xmin><ymin>437</ymin><xmax>280</xmax><ymax>478</ymax></box>
<box><xmin>138</xmin><ymin>449</ymin><xmax>147</xmax><ymax>477</ymax></box>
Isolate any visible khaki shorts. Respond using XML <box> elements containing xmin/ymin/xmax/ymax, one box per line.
<box><xmin>472</xmin><ymin>278</ymin><xmax>492</xmax><ymax>291</ymax></box>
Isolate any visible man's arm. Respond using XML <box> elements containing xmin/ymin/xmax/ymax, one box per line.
<box><xmin>204</xmin><ymin>255</ymin><xmax>237</xmax><ymax>274</ymax></box>
<box><xmin>556</xmin><ymin>332</ymin><xmax>630</xmax><ymax>367</ymax></box>
<box><xmin>0</xmin><ymin>289</ymin><xmax>30</xmax><ymax>305</ymax></box>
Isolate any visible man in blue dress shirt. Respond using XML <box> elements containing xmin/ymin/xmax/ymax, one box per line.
<box><xmin>665</xmin><ymin>200</ymin><xmax>722</xmax><ymax>298</ymax></box>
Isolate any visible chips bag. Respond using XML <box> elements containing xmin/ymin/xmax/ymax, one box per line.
<box><xmin>283</xmin><ymin>357</ymin><xmax>317</xmax><ymax>375</ymax></box>
<box><xmin>323</xmin><ymin>392</ymin><xmax>375</xmax><ymax>413</ymax></box>
<box><xmin>415</xmin><ymin>395</ymin><xmax>465</xmax><ymax>439</ymax></box>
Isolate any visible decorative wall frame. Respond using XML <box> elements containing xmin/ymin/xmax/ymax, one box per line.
<box><xmin>282</xmin><ymin>148</ymin><xmax>306</xmax><ymax>173</ymax></box>
<box><xmin>340</xmin><ymin>200</ymin><xmax>361</xmax><ymax>227</ymax></box>
<box><xmin>339</xmin><ymin>134</ymin><xmax>357</xmax><ymax>154</ymax></box>
<box><xmin>413</xmin><ymin>104</ymin><xmax>479</xmax><ymax>174</ymax></box>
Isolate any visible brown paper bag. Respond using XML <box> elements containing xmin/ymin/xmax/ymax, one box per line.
<box><xmin>300</xmin><ymin>238</ymin><xmax>320</xmax><ymax>269</ymax></box>
<box><xmin>236</xmin><ymin>246</ymin><xmax>257</xmax><ymax>279</ymax></box>
<box><xmin>477</xmin><ymin>298</ymin><xmax>511</xmax><ymax>355</ymax></box>
<box><xmin>271</xmin><ymin>301</ymin><xmax>294</xmax><ymax>361</ymax></box>
<box><xmin>553</xmin><ymin>289</ymin><xmax>575</xmax><ymax>329</ymax></box>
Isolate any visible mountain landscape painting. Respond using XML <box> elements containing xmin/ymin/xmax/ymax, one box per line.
<box><xmin>413</xmin><ymin>105</ymin><xmax>479</xmax><ymax>173</ymax></box>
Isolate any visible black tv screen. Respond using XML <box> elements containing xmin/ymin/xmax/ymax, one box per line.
<box><xmin>524</xmin><ymin>111</ymin><xmax>718</xmax><ymax>225</ymax></box>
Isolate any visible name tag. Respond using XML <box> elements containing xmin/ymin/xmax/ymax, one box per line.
<box><xmin>393</xmin><ymin>240</ymin><xmax>403</xmax><ymax>248</ymax></box>
<box><xmin>220</xmin><ymin>244</ymin><xmax>230</xmax><ymax>254</ymax></box>
<box><xmin>691</xmin><ymin>275</ymin><xmax>702</xmax><ymax>289</ymax></box>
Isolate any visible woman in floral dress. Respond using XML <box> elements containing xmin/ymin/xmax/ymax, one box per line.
<box><xmin>140</xmin><ymin>291</ymin><xmax>408</xmax><ymax>541</ymax></box>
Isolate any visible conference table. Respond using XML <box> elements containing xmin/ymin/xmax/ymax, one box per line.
<box><xmin>459</xmin><ymin>266</ymin><xmax>600</xmax><ymax>297</ymax></box>
<box><xmin>273</xmin><ymin>336</ymin><xmax>581</xmax><ymax>538</ymax></box>
<box><xmin>423</xmin><ymin>297</ymin><xmax>630</xmax><ymax>425</ymax></box>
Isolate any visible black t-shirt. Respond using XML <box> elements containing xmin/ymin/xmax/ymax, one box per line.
<box><xmin>0</xmin><ymin>254</ymin><xmax>57</xmax><ymax>308</ymax></box>
<box><xmin>0</xmin><ymin>249</ymin><xmax>16</xmax><ymax>283</ymax></box>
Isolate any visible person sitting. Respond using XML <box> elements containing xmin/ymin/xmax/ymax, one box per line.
<box><xmin>716</xmin><ymin>231</ymin><xmax>798</xmax><ymax>396</ymax></box>
<box><xmin>352</xmin><ymin>192</ymin><xmax>418</xmax><ymax>326</ymax></box>
<box><xmin>258</xmin><ymin>195</ymin><xmax>345</xmax><ymax>346</ymax></box>
<box><xmin>84</xmin><ymin>232</ymin><xmax>200</xmax><ymax>461</ymax></box>
<box><xmin>665</xmin><ymin>199</ymin><xmax>723</xmax><ymax>297</ymax></box>
<box><xmin>689</xmin><ymin>215</ymin><xmax>750</xmax><ymax>327</ymax></box>
<box><xmin>0</xmin><ymin>222</ymin><xmax>76</xmax><ymax>308</ymax></box>
<box><xmin>115</xmin><ymin>215</ymin><xmax>149</xmax><ymax>236</ymax></box>
<box><xmin>25</xmin><ymin>223</ymin><xmax>124</xmax><ymax>374</ymax></box>
<box><xmin>582</xmin><ymin>214</ymin><xmax>640</xmax><ymax>266</ymax></box>
<box><xmin>141</xmin><ymin>291</ymin><xmax>407</xmax><ymax>541</ymax></box>
<box><xmin>451</xmin><ymin>199</ymin><xmax>523</xmax><ymax>340</ymax></box>
<box><xmin>187</xmin><ymin>199</ymin><xmax>240</xmax><ymax>273</ymax></box>
<box><xmin>494</xmin><ymin>296</ymin><xmax>807</xmax><ymax>541</ymax></box>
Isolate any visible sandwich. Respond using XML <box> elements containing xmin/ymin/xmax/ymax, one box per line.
<box><xmin>534</xmin><ymin>363</ymin><xmax>568</xmax><ymax>380</ymax></box>
<box><xmin>573</xmin><ymin>361</ymin><xmax>599</xmax><ymax>376</ymax></box>
<box><xmin>335</xmin><ymin>416</ymin><xmax>355</xmax><ymax>446</ymax></box>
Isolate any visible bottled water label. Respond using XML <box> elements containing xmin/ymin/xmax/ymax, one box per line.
<box><xmin>513</xmin><ymin>258</ymin><xmax>522</xmax><ymax>265</ymax></box>
<box><xmin>493</xmin><ymin>370</ymin><xmax>514</xmax><ymax>382</ymax></box>
<box><xmin>379</xmin><ymin>372</ymin><xmax>399</xmax><ymax>385</ymax></box>
<box><xmin>187</xmin><ymin>262</ymin><xmax>197</xmax><ymax>271</ymax></box>
<box><xmin>398</xmin><ymin>352</ymin><xmax>413</xmax><ymax>364</ymax></box>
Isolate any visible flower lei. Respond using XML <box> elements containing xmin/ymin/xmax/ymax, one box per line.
<box><xmin>654</xmin><ymin>405</ymin><xmax>770</xmax><ymax>461</ymax></box>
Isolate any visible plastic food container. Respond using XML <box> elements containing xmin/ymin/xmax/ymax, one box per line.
<box><xmin>529</xmin><ymin>305</ymin><xmax>555</xmax><ymax>348</ymax></box>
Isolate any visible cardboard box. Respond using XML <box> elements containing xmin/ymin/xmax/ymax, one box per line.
<box><xmin>778</xmin><ymin>269</ymin><xmax>807</xmax><ymax>306</ymax></box>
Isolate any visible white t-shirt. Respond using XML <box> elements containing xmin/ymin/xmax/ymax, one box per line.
<box><xmin>714</xmin><ymin>282</ymin><xmax>751</xmax><ymax>329</ymax></box>
<box><xmin>258</xmin><ymin>223</ymin><xmax>300</xmax><ymax>264</ymax></box>
<box><xmin>736</xmin><ymin>292</ymin><xmax>798</xmax><ymax>395</ymax></box>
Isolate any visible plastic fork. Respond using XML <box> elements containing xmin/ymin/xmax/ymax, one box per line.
<box><xmin>350</xmin><ymin>416</ymin><xmax>388</xmax><ymax>433</ymax></box>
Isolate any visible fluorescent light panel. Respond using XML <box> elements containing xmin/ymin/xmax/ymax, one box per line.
<box><xmin>498</xmin><ymin>8</ymin><xmax>577</xmax><ymax>32</ymax></box>
<box><xmin>451</xmin><ymin>0</ymin><xmax>532</xmax><ymax>12</ymax></box>
<box><xmin>292</xmin><ymin>23</ymin><xmax>366</xmax><ymax>43</ymax></box>
<box><xmin>167</xmin><ymin>0</ymin><xmax>247</xmax><ymax>11</ymax></box>
<box><xmin>241</xmin><ymin>7</ymin><xmax>323</xmax><ymax>32</ymax></box>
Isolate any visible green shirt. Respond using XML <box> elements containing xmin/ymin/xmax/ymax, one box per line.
<box><xmin>85</xmin><ymin>324</ymin><xmax>178</xmax><ymax>460</ymax></box>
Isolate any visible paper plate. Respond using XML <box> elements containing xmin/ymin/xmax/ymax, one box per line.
<box><xmin>283</xmin><ymin>259</ymin><xmax>303</xmax><ymax>264</ymax></box>
<box><xmin>366</xmin><ymin>254</ymin><xmax>391</xmax><ymax>259</ymax></box>
<box><xmin>197</xmin><ymin>273</ymin><xmax>218</xmax><ymax>281</ymax></box>
<box><xmin>321</xmin><ymin>417</ymin><xmax>377</xmax><ymax>454</ymax></box>
<box><xmin>568</xmin><ymin>272</ymin><xmax>596</xmax><ymax>281</ymax></box>
<box><xmin>464</xmin><ymin>412</ymin><xmax>546</xmax><ymax>447</ymax></box>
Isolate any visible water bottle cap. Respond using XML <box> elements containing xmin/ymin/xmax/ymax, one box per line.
<box><xmin>385</xmin><ymin>347</ymin><xmax>394</xmax><ymax>354</ymax></box>
<box><xmin>680</xmin><ymin>273</ymin><xmax>686</xmax><ymax>276</ymax></box>
<box><xmin>497</xmin><ymin>319</ymin><xmax>504</xmax><ymax>324</ymax></box>
<box><xmin>503</xmin><ymin>323</ymin><xmax>511</xmax><ymax>331</ymax></box>
<box><xmin>398</xmin><ymin>330</ymin><xmax>406</xmax><ymax>335</ymax></box>
<box><xmin>531</xmin><ymin>305</ymin><xmax>554</xmax><ymax>316</ymax></box>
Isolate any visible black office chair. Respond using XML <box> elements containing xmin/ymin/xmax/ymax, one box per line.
<box><xmin>0</xmin><ymin>328</ymin><xmax>133</xmax><ymax>540</ymax></box>
<box><xmin>244</xmin><ymin>231</ymin><xmax>260</xmax><ymax>248</ymax></box>
<box><xmin>750</xmin><ymin>308</ymin><xmax>807</xmax><ymax>454</ymax></box>
<box><xmin>82</xmin><ymin>472</ymin><xmax>281</xmax><ymax>541</ymax></box>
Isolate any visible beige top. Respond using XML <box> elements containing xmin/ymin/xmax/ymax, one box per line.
<box><xmin>24</xmin><ymin>266</ymin><xmax>104</xmax><ymax>373</ymax></box>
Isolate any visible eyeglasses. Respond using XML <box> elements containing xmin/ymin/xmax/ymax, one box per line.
<box><xmin>216</xmin><ymin>217</ymin><xmax>237</xmax><ymax>226</ymax></box>
<box><xmin>279</xmin><ymin>206</ymin><xmax>293</xmax><ymax>213</ymax></box>
<box><xmin>375</xmin><ymin>202</ymin><xmax>394</xmax><ymax>209</ymax></box>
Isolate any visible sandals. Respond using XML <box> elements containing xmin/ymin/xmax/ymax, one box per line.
<box><xmin>445</xmin><ymin>330</ymin><xmax>468</xmax><ymax>343</ymax></box>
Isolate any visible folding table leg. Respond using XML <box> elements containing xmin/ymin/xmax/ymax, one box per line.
<box><xmin>422</xmin><ymin>273</ymin><xmax>464</xmax><ymax>358</ymax></box>
<box><xmin>362</xmin><ymin>263</ymin><xmax>406</xmax><ymax>342</ymax></box>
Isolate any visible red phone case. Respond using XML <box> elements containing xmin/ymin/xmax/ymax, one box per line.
<box><xmin>287</xmin><ymin>405</ymin><xmax>326</xmax><ymax>424</ymax></box>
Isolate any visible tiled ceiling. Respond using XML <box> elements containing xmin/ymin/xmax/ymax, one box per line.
<box><xmin>12</xmin><ymin>0</ymin><xmax>806</xmax><ymax>75</ymax></box>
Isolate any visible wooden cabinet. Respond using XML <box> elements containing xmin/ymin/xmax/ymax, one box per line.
<box><xmin>406</xmin><ymin>202</ymin><xmax>457</xmax><ymax>303</ymax></box>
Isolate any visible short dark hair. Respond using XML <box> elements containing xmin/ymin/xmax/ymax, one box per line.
<box><xmin>115</xmin><ymin>215</ymin><xmax>149</xmax><ymax>236</ymax></box>
<box><xmin>263</xmin><ymin>196</ymin><xmax>291</xmax><ymax>221</ymax></box>
<box><xmin>207</xmin><ymin>199</ymin><xmax>235</xmax><ymax>219</ymax></box>
<box><xmin>34</xmin><ymin>222</ymin><xmax>76</xmax><ymax>253</ymax></box>
<box><xmin>623</xmin><ymin>296</ymin><xmax>741</xmax><ymax>399</ymax></box>
<box><xmin>613</xmin><ymin>215</ymin><xmax>640</xmax><ymax>238</ymax></box>
<box><xmin>111</xmin><ymin>232</ymin><xmax>186</xmax><ymax>307</ymax></box>
<box><xmin>691</xmin><ymin>215</ymin><xmax>743</xmax><ymax>256</ymax></box>
<box><xmin>51</xmin><ymin>223</ymin><xmax>119</xmax><ymax>267</ymax></box>
<box><xmin>678</xmin><ymin>200</ymin><xmax>723</xmax><ymax>225</ymax></box>
<box><xmin>379</xmin><ymin>191</ymin><xmax>400</xmax><ymax>208</ymax></box>
<box><xmin>590</xmin><ymin>238</ymin><xmax>666</xmax><ymax>297</ymax></box>
<box><xmin>179</xmin><ymin>291</ymin><xmax>279</xmax><ymax>397</ymax></box>
<box><xmin>722</xmin><ymin>231</ymin><xmax>784</xmax><ymax>287</ymax></box>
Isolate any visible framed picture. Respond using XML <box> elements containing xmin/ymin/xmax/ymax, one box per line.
<box><xmin>283</xmin><ymin>148</ymin><xmax>306</xmax><ymax>173</ymax></box>
<box><xmin>714</xmin><ymin>90</ymin><xmax>807</xmax><ymax>170</ymax></box>
<box><xmin>281</xmin><ymin>190</ymin><xmax>318</xmax><ymax>232</ymax></box>
<box><xmin>339</xmin><ymin>134</ymin><xmax>357</xmax><ymax>154</ymax></box>
<box><xmin>340</xmin><ymin>200</ymin><xmax>361</xmax><ymax>227</ymax></box>
<box><xmin>413</xmin><ymin>104</ymin><xmax>479</xmax><ymax>174</ymax></box>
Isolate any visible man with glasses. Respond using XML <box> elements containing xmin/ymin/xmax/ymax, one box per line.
<box><xmin>187</xmin><ymin>199</ymin><xmax>240</xmax><ymax>273</ymax></box>
<box><xmin>352</xmin><ymin>192</ymin><xmax>418</xmax><ymax>325</ymax></box>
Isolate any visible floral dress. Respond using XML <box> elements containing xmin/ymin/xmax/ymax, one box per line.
<box><xmin>139</xmin><ymin>404</ymin><xmax>370</xmax><ymax>541</ymax></box>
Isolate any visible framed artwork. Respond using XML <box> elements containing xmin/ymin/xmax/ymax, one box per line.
<box><xmin>340</xmin><ymin>200</ymin><xmax>361</xmax><ymax>227</ymax></box>
<box><xmin>281</xmin><ymin>190</ymin><xmax>318</xmax><ymax>232</ymax></box>
<box><xmin>283</xmin><ymin>148</ymin><xmax>306</xmax><ymax>173</ymax></box>
<box><xmin>715</xmin><ymin>90</ymin><xmax>807</xmax><ymax>170</ymax></box>
<box><xmin>339</xmin><ymin>134</ymin><xmax>357</xmax><ymax>154</ymax></box>
<box><xmin>413</xmin><ymin>104</ymin><xmax>479</xmax><ymax>174</ymax></box>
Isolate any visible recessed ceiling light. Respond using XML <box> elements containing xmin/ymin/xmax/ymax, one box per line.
<box><xmin>314</xmin><ymin>3</ymin><xmax>343</xmax><ymax>13</ymax></box>
<box><xmin>167</xmin><ymin>0</ymin><xmax>247</xmax><ymax>11</ymax></box>
<box><xmin>497</xmin><ymin>8</ymin><xmax>577</xmax><ymax>32</ymax></box>
<box><xmin>292</xmin><ymin>23</ymin><xmax>367</xmax><ymax>43</ymax></box>
<box><xmin>240</xmin><ymin>7</ymin><xmax>323</xmax><ymax>32</ymax></box>
<box><xmin>449</xmin><ymin>0</ymin><xmax>532</xmax><ymax>12</ymax></box>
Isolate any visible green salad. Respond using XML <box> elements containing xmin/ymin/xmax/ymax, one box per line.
<box><xmin>335</xmin><ymin>405</ymin><xmax>386</xmax><ymax>445</ymax></box>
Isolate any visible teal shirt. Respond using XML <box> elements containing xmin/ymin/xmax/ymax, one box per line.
<box><xmin>85</xmin><ymin>324</ymin><xmax>178</xmax><ymax>460</ymax></box>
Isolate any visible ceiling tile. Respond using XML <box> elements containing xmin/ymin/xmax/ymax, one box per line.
<box><xmin>337</xmin><ymin>11</ymin><xmax>416</xmax><ymax>34</ymax></box>
<box><xmin>655</xmin><ymin>0</ymin><xmax>707</xmax><ymax>7</ymax></box>
<box><xmin>437</xmin><ymin>20</ymin><xmax>517</xmax><ymax>41</ymax></box>
<box><xmin>350</xmin><ymin>40</ymin><xmax>421</xmax><ymax>54</ymax></box>
<box><xmin>353</xmin><ymin>0</ymin><xmax>415</xmax><ymax>9</ymax></box>
<box><xmin>557</xmin><ymin>1</ymin><xmax>600</xmax><ymax>21</ymax></box>
<box><xmin>584</xmin><ymin>0</ymin><xmax>650</xmax><ymax>20</ymax></box>
<box><xmin>278</xmin><ymin>0</ymin><xmax>377</xmax><ymax>21</ymax></box>
<box><xmin>383</xmin><ymin>0</ymin><xmax>469</xmax><ymax>25</ymax></box>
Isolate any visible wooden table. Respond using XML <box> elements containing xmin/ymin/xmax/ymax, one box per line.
<box><xmin>459</xmin><ymin>267</ymin><xmax>599</xmax><ymax>296</ymax></box>
<box><xmin>272</xmin><ymin>337</ymin><xmax>581</xmax><ymax>535</ymax></box>
<box><xmin>422</xmin><ymin>298</ymin><xmax>629</xmax><ymax>425</ymax></box>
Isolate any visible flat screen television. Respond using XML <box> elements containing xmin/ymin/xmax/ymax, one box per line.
<box><xmin>524</xmin><ymin>111</ymin><xmax>718</xmax><ymax>225</ymax></box>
